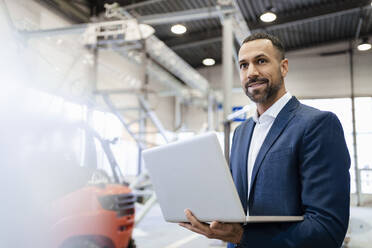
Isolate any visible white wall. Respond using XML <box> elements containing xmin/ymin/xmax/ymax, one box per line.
<box><xmin>286</xmin><ymin>42</ymin><xmax>372</xmax><ymax>99</ymax></box>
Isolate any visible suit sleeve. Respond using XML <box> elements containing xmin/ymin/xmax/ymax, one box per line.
<box><xmin>237</xmin><ymin>112</ymin><xmax>350</xmax><ymax>248</ymax></box>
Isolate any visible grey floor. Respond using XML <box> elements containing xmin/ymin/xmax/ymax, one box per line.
<box><xmin>133</xmin><ymin>203</ymin><xmax>372</xmax><ymax>248</ymax></box>
<box><xmin>133</xmin><ymin>203</ymin><xmax>224</xmax><ymax>248</ymax></box>
<box><xmin>346</xmin><ymin>206</ymin><xmax>372</xmax><ymax>248</ymax></box>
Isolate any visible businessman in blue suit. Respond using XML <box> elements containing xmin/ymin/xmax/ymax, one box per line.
<box><xmin>179</xmin><ymin>33</ymin><xmax>350</xmax><ymax>248</ymax></box>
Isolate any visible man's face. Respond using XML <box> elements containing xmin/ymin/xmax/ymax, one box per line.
<box><xmin>238</xmin><ymin>39</ymin><xmax>288</xmax><ymax>104</ymax></box>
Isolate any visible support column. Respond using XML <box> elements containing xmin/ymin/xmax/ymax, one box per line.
<box><xmin>207</xmin><ymin>92</ymin><xmax>214</xmax><ymax>131</ymax></box>
<box><xmin>174</xmin><ymin>96</ymin><xmax>182</xmax><ymax>130</ymax></box>
<box><xmin>222</xmin><ymin>15</ymin><xmax>234</xmax><ymax>162</ymax></box>
<box><xmin>349</xmin><ymin>42</ymin><xmax>361</xmax><ymax>206</ymax></box>
<box><xmin>83</xmin><ymin>47</ymin><xmax>98</xmax><ymax>169</ymax></box>
<box><xmin>222</xmin><ymin>15</ymin><xmax>234</xmax><ymax>121</ymax></box>
<box><xmin>137</xmin><ymin>42</ymin><xmax>148</xmax><ymax>176</ymax></box>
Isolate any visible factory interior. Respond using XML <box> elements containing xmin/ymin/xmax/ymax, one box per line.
<box><xmin>1</xmin><ymin>0</ymin><xmax>372</xmax><ymax>247</ymax></box>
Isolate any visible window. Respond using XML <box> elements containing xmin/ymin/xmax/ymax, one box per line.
<box><xmin>301</xmin><ymin>97</ymin><xmax>372</xmax><ymax>194</ymax></box>
<box><xmin>355</xmin><ymin>97</ymin><xmax>372</xmax><ymax>194</ymax></box>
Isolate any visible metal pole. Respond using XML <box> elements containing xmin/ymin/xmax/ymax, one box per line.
<box><xmin>137</xmin><ymin>122</ymin><xmax>144</xmax><ymax>176</ymax></box>
<box><xmin>135</xmin><ymin>193</ymin><xmax>157</xmax><ymax>225</ymax></box>
<box><xmin>222</xmin><ymin>15</ymin><xmax>234</xmax><ymax>162</ymax></box>
<box><xmin>224</xmin><ymin>121</ymin><xmax>231</xmax><ymax>164</ymax></box>
<box><xmin>207</xmin><ymin>92</ymin><xmax>214</xmax><ymax>131</ymax></box>
<box><xmin>138</xmin><ymin>95</ymin><xmax>169</xmax><ymax>143</ymax></box>
<box><xmin>175</xmin><ymin>96</ymin><xmax>182</xmax><ymax>130</ymax></box>
<box><xmin>137</xmin><ymin>41</ymin><xmax>148</xmax><ymax>176</ymax></box>
<box><xmin>349</xmin><ymin>42</ymin><xmax>361</xmax><ymax>206</ymax></box>
<box><xmin>0</xmin><ymin>0</ymin><xmax>15</xmax><ymax>31</ymax></box>
<box><xmin>222</xmin><ymin>15</ymin><xmax>234</xmax><ymax>121</ymax></box>
<box><xmin>83</xmin><ymin>47</ymin><xmax>98</xmax><ymax>169</ymax></box>
<box><xmin>92</xmin><ymin>47</ymin><xmax>98</xmax><ymax>92</ymax></box>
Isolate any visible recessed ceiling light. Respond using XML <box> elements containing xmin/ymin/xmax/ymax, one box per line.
<box><xmin>171</xmin><ymin>24</ymin><xmax>187</xmax><ymax>34</ymax></box>
<box><xmin>357</xmin><ymin>38</ymin><xmax>371</xmax><ymax>51</ymax></box>
<box><xmin>357</xmin><ymin>42</ymin><xmax>371</xmax><ymax>51</ymax></box>
<box><xmin>202</xmin><ymin>58</ymin><xmax>215</xmax><ymax>66</ymax></box>
<box><xmin>260</xmin><ymin>11</ymin><xmax>277</xmax><ymax>23</ymax></box>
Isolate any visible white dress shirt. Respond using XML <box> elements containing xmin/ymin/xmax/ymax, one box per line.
<box><xmin>246</xmin><ymin>92</ymin><xmax>292</xmax><ymax>215</ymax></box>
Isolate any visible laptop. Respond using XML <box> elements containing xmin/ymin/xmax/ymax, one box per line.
<box><xmin>142</xmin><ymin>132</ymin><xmax>304</xmax><ymax>223</ymax></box>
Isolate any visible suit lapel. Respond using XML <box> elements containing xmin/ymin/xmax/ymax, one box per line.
<box><xmin>248</xmin><ymin>97</ymin><xmax>300</xmax><ymax>200</ymax></box>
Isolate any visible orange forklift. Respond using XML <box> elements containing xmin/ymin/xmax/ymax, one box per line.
<box><xmin>37</xmin><ymin>122</ymin><xmax>137</xmax><ymax>248</ymax></box>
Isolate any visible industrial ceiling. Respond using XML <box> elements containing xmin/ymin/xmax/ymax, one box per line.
<box><xmin>36</xmin><ymin>0</ymin><xmax>372</xmax><ymax>68</ymax></box>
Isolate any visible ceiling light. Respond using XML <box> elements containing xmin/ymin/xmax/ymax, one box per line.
<box><xmin>260</xmin><ymin>11</ymin><xmax>277</xmax><ymax>23</ymax></box>
<box><xmin>171</xmin><ymin>24</ymin><xmax>187</xmax><ymax>34</ymax></box>
<box><xmin>357</xmin><ymin>38</ymin><xmax>371</xmax><ymax>51</ymax></box>
<box><xmin>357</xmin><ymin>43</ymin><xmax>371</xmax><ymax>51</ymax></box>
<box><xmin>202</xmin><ymin>58</ymin><xmax>215</xmax><ymax>66</ymax></box>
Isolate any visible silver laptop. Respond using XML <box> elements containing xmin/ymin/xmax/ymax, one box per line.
<box><xmin>142</xmin><ymin>132</ymin><xmax>303</xmax><ymax>223</ymax></box>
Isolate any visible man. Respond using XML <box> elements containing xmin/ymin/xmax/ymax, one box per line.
<box><xmin>179</xmin><ymin>33</ymin><xmax>350</xmax><ymax>248</ymax></box>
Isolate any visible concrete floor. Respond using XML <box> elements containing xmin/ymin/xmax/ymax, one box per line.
<box><xmin>133</xmin><ymin>203</ymin><xmax>372</xmax><ymax>248</ymax></box>
<box><xmin>134</xmin><ymin>203</ymin><xmax>224</xmax><ymax>248</ymax></box>
<box><xmin>346</xmin><ymin>206</ymin><xmax>372</xmax><ymax>248</ymax></box>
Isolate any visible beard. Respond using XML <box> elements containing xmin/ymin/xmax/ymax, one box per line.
<box><xmin>244</xmin><ymin>76</ymin><xmax>283</xmax><ymax>103</ymax></box>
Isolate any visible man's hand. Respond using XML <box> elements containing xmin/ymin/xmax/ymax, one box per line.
<box><xmin>179</xmin><ymin>209</ymin><xmax>244</xmax><ymax>244</ymax></box>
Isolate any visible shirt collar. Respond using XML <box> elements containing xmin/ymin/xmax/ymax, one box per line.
<box><xmin>252</xmin><ymin>92</ymin><xmax>292</xmax><ymax>124</ymax></box>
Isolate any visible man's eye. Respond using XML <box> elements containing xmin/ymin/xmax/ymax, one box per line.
<box><xmin>240</xmin><ymin>63</ymin><xmax>248</xmax><ymax>69</ymax></box>
<box><xmin>257</xmin><ymin>58</ymin><xmax>266</xmax><ymax>64</ymax></box>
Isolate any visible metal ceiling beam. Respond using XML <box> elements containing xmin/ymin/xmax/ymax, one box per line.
<box><xmin>20</xmin><ymin>23</ymin><xmax>88</xmax><ymax>38</ymax></box>
<box><xmin>286</xmin><ymin>31</ymin><xmax>372</xmax><ymax>52</ymax></box>
<box><xmin>164</xmin><ymin>28</ymin><xmax>222</xmax><ymax>49</ymax></box>
<box><xmin>250</xmin><ymin>1</ymin><xmax>372</xmax><ymax>31</ymax></box>
<box><xmin>36</xmin><ymin>0</ymin><xmax>89</xmax><ymax>23</ymax></box>
<box><xmin>162</xmin><ymin>4</ymin><xmax>372</xmax><ymax>54</ymax></box>
<box><xmin>138</xmin><ymin>6</ymin><xmax>235</xmax><ymax>25</ymax></box>
<box><xmin>231</xmin><ymin>0</ymin><xmax>251</xmax><ymax>44</ymax></box>
<box><xmin>171</xmin><ymin>37</ymin><xmax>222</xmax><ymax>50</ymax></box>
<box><xmin>123</xmin><ymin>0</ymin><xmax>166</xmax><ymax>10</ymax></box>
<box><xmin>355</xmin><ymin>17</ymin><xmax>363</xmax><ymax>39</ymax></box>
<box><xmin>53</xmin><ymin>0</ymin><xmax>89</xmax><ymax>22</ymax></box>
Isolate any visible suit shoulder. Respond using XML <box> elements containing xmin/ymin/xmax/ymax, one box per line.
<box><xmin>296</xmin><ymin>102</ymin><xmax>337</xmax><ymax>122</ymax></box>
<box><xmin>295</xmin><ymin>103</ymin><xmax>342</xmax><ymax>136</ymax></box>
<box><xmin>234</xmin><ymin>117</ymin><xmax>254</xmax><ymax>134</ymax></box>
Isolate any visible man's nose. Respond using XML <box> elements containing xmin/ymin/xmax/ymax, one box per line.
<box><xmin>247</xmin><ymin>64</ymin><xmax>259</xmax><ymax>78</ymax></box>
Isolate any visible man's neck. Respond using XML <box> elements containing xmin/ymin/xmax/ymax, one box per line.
<box><xmin>256</xmin><ymin>89</ymin><xmax>286</xmax><ymax>116</ymax></box>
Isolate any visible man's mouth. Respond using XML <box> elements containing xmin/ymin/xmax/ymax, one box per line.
<box><xmin>246</xmin><ymin>81</ymin><xmax>267</xmax><ymax>90</ymax></box>
<box><xmin>248</xmin><ymin>81</ymin><xmax>266</xmax><ymax>87</ymax></box>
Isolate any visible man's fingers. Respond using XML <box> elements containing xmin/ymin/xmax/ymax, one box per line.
<box><xmin>183</xmin><ymin>210</ymin><xmax>222</xmax><ymax>239</ymax></box>
<box><xmin>179</xmin><ymin>222</ymin><xmax>208</xmax><ymax>236</ymax></box>
<box><xmin>209</xmin><ymin>222</ymin><xmax>244</xmax><ymax>239</ymax></box>
<box><xmin>181</xmin><ymin>210</ymin><xmax>243</xmax><ymax>242</ymax></box>
<box><xmin>210</xmin><ymin>221</ymin><xmax>224</xmax><ymax>230</ymax></box>
<box><xmin>184</xmin><ymin>209</ymin><xmax>210</xmax><ymax>231</ymax></box>
<box><xmin>209</xmin><ymin>221</ymin><xmax>233</xmax><ymax>237</ymax></box>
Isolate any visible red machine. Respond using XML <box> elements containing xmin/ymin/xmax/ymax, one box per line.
<box><xmin>49</xmin><ymin>183</ymin><xmax>136</xmax><ymax>248</ymax></box>
<box><xmin>31</xmin><ymin>122</ymin><xmax>138</xmax><ymax>248</ymax></box>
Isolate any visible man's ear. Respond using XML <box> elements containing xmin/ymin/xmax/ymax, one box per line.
<box><xmin>280</xmin><ymin>58</ymin><xmax>288</xmax><ymax>78</ymax></box>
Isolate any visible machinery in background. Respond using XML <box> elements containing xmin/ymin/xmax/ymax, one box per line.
<box><xmin>17</xmin><ymin>119</ymin><xmax>136</xmax><ymax>248</ymax></box>
<box><xmin>50</xmin><ymin>176</ymin><xmax>136</xmax><ymax>248</ymax></box>
<box><xmin>49</xmin><ymin>123</ymin><xmax>137</xmax><ymax>248</ymax></box>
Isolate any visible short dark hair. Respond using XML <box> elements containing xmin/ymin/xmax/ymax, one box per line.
<box><xmin>242</xmin><ymin>32</ymin><xmax>285</xmax><ymax>60</ymax></box>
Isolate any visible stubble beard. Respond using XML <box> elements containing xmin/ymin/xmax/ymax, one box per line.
<box><xmin>245</xmin><ymin>77</ymin><xmax>283</xmax><ymax>104</ymax></box>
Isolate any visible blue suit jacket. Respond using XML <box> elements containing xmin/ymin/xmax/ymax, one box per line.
<box><xmin>227</xmin><ymin>97</ymin><xmax>350</xmax><ymax>248</ymax></box>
